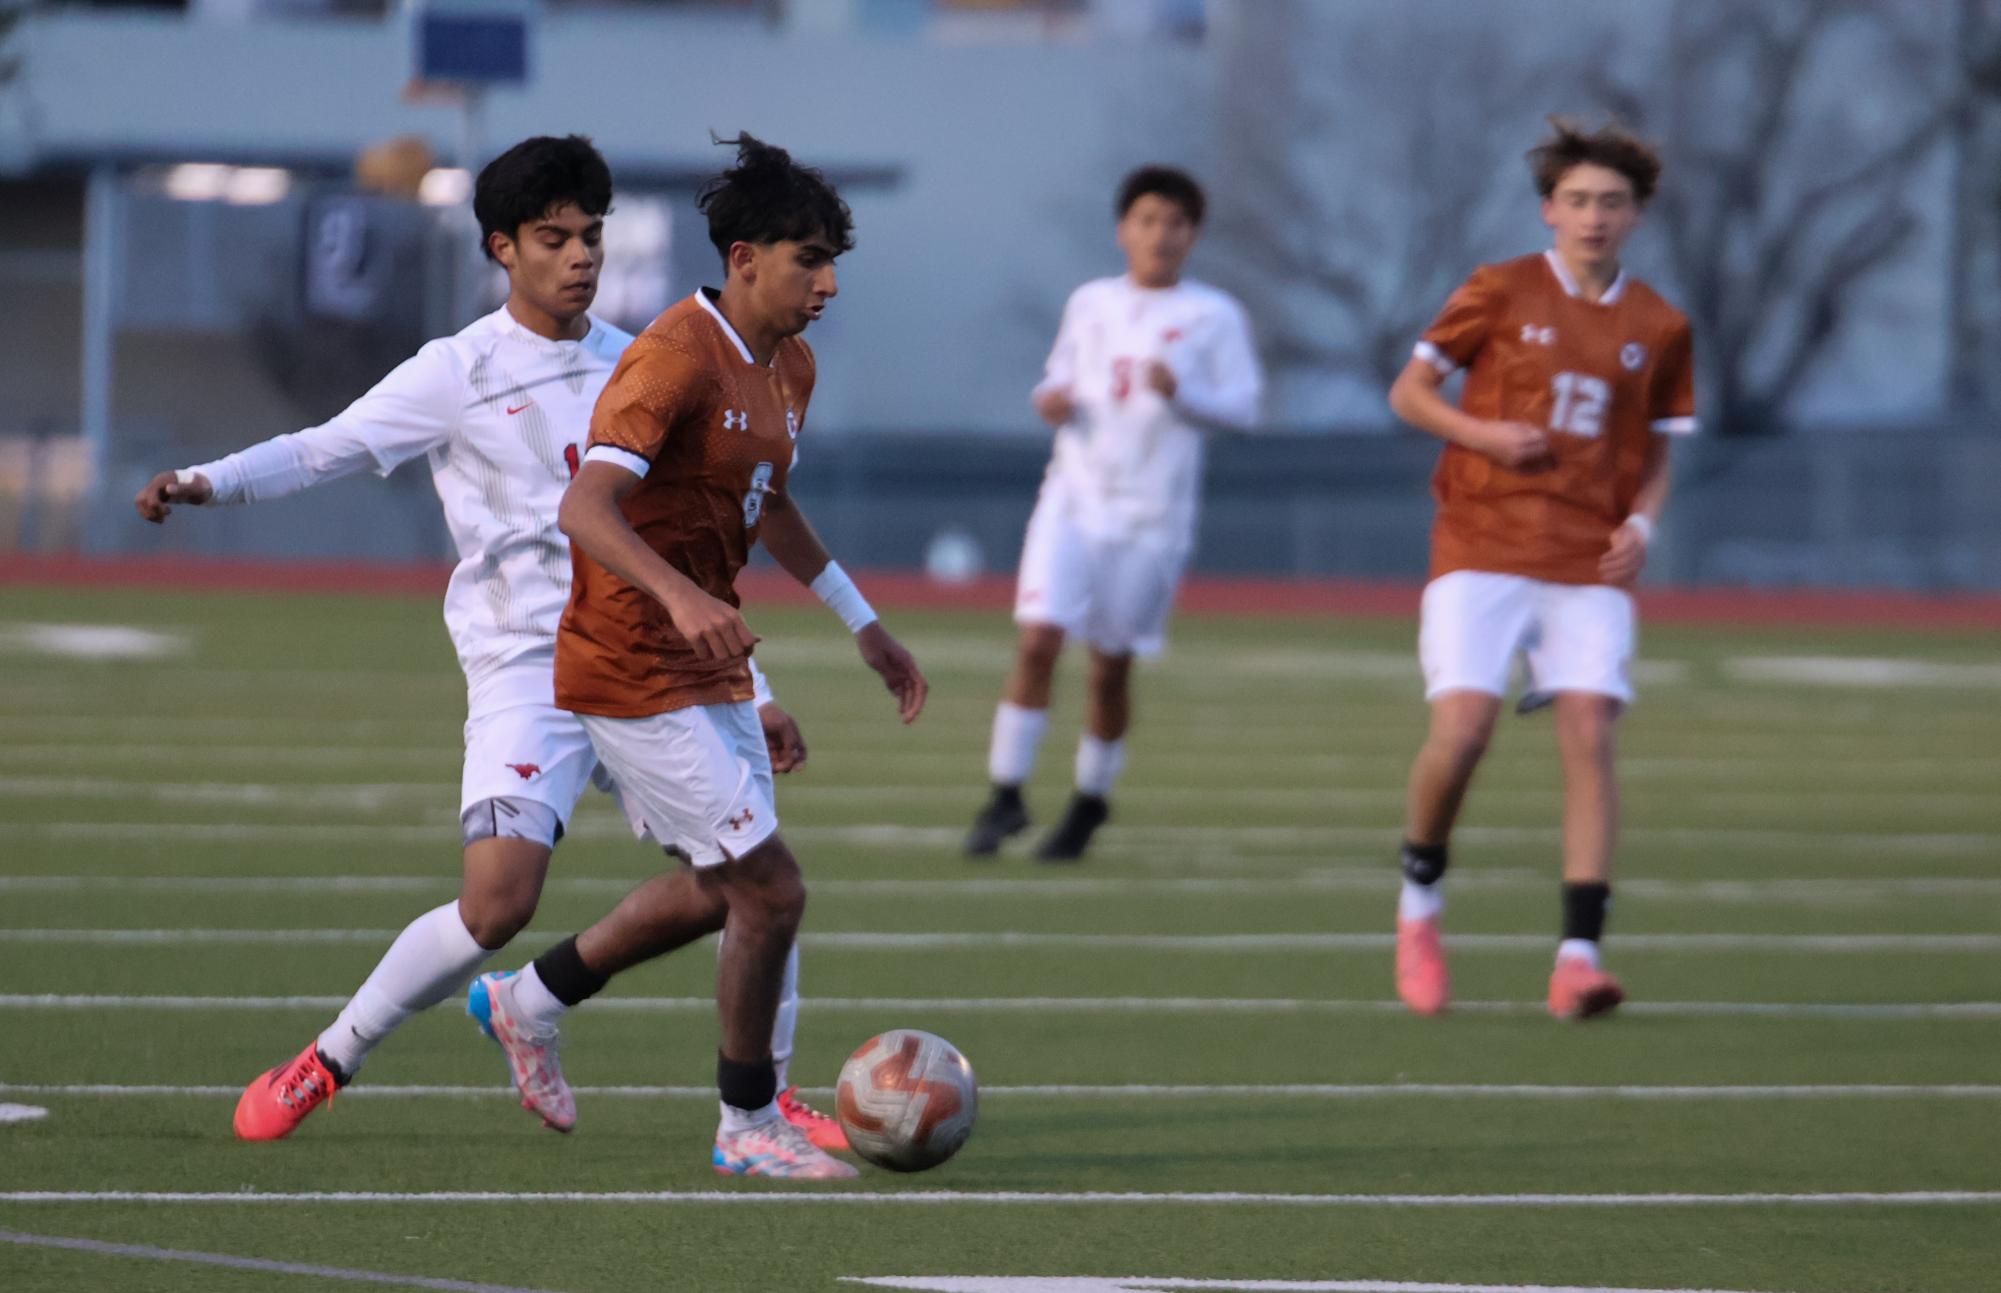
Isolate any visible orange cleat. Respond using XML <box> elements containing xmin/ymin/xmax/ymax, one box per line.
<box><xmin>1395</xmin><ymin>916</ymin><xmax>1451</xmax><ymax>1016</ymax></box>
<box><xmin>233</xmin><ymin>1041</ymin><xmax>342</xmax><ymax>1141</ymax></box>
<box><xmin>1548</xmin><ymin>955</ymin><xmax>1625</xmax><ymax>1020</ymax></box>
<box><xmin>778</xmin><ymin>1085</ymin><xmax>850</xmax><ymax>1152</ymax></box>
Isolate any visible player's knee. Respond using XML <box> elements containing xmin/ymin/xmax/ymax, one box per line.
<box><xmin>1431</xmin><ymin>714</ymin><xmax>1495</xmax><ymax>769</ymax></box>
<box><xmin>1017</xmin><ymin>625</ymin><xmax>1065</xmax><ymax>673</ymax></box>
<box><xmin>1087</xmin><ymin>651</ymin><xmax>1133</xmax><ymax>693</ymax></box>
<box><xmin>727</xmin><ymin>839</ymin><xmax>808</xmax><ymax>930</ymax></box>
<box><xmin>459</xmin><ymin>888</ymin><xmax>538</xmax><ymax>949</ymax></box>
<box><xmin>1555</xmin><ymin>698</ymin><xmax>1620</xmax><ymax>762</ymax></box>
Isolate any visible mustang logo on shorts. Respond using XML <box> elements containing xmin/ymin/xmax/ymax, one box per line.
<box><xmin>505</xmin><ymin>763</ymin><xmax>542</xmax><ymax>780</ymax></box>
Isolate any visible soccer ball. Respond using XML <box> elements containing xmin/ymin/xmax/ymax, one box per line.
<box><xmin>834</xmin><ymin>1029</ymin><xmax>978</xmax><ymax>1172</ymax></box>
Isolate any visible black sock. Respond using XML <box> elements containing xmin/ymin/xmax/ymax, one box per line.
<box><xmin>1561</xmin><ymin>882</ymin><xmax>1612</xmax><ymax>944</ymax></box>
<box><xmin>717</xmin><ymin>1052</ymin><xmax>777</xmax><ymax>1113</ymax></box>
<box><xmin>314</xmin><ymin>1047</ymin><xmax>351</xmax><ymax>1087</ymax></box>
<box><xmin>1400</xmin><ymin>840</ymin><xmax>1449</xmax><ymax>887</ymax></box>
<box><xmin>992</xmin><ymin>783</ymin><xmax>1024</xmax><ymax>809</ymax></box>
<box><xmin>531</xmin><ymin>935</ymin><xmax>609</xmax><ymax>1008</ymax></box>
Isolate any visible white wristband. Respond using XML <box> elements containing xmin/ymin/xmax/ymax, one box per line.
<box><xmin>810</xmin><ymin>560</ymin><xmax>878</xmax><ymax>633</ymax></box>
<box><xmin>1622</xmin><ymin>514</ymin><xmax>1655</xmax><ymax>546</ymax></box>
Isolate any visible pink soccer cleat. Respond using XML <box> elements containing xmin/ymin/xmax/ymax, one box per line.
<box><xmin>1396</xmin><ymin>915</ymin><xmax>1451</xmax><ymax>1016</ymax></box>
<box><xmin>1548</xmin><ymin>955</ymin><xmax>1625</xmax><ymax>1021</ymax></box>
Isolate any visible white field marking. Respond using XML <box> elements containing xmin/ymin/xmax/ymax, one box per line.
<box><xmin>5</xmin><ymin>871</ymin><xmax>1998</xmax><ymax>903</ymax></box>
<box><xmin>7</xmin><ymin>1082</ymin><xmax>1999</xmax><ymax>1103</ymax></box>
<box><xmin>0</xmin><ymin>743</ymin><xmax>462</xmax><ymax>768</ymax></box>
<box><xmin>3</xmin><ymin>817</ymin><xmax>1996</xmax><ymax>855</ymax></box>
<box><xmin>0</xmin><ymin>623</ymin><xmax>190</xmax><ymax>661</ymax></box>
<box><xmin>845</xmin><ymin>1279</ymin><xmax>1791</xmax><ymax>1293</ymax></box>
<box><xmin>4</xmin><ymin>928</ymin><xmax>1995</xmax><ymax>955</ymax></box>
<box><xmin>1</xmin><ymin>994</ymin><xmax>1995</xmax><ymax>1019</ymax></box>
<box><xmin>9</xmin><ymin>774</ymin><xmax>2000</xmax><ymax>819</ymax></box>
<box><xmin>0</xmin><ymin>1227</ymin><xmax>563</xmax><ymax>1293</ymax></box>
<box><xmin>2</xmin><ymin>1189</ymin><xmax>1995</xmax><ymax>1208</ymax></box>
<box><xmin>0</xmin><ymin>1103</ymin><xmax>50</xmax><ymax>1124</ymax></box>
<box><xmin>1727</xmin><ymin>655</ymin><xmax>2001</xmax><ymax>689</ymax></box>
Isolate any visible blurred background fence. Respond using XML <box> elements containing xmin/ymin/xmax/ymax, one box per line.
<box><xmin>1</xmin><ymin>0</ymin><xmax>1996</xmax><ymax>588</ymax></box>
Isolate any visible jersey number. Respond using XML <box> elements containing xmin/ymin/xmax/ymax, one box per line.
<box><xmin>563</xmin><ymin>444</ymin><xmax>580</xmax><ymax>480</ymax></box>
<box><xmin>1549</xmin><ymin>371</ymin><xmax>1609</xmax><ymax>438</ymax></box>
<box><xmin>742</xmin><ymin>461</ymin><xmax>774</xmax><ymax>529</ymax></box>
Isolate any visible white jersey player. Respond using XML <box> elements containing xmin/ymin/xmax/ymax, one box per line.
<box><xmin>132</xmin><ymin>135</ymin><xmax>846</xmax><ymax>1153</ymax></box>
<box><xmin>966</xmin><ymin>166</ymin><xmax>1262</xmax><ymax>861</ymax></box>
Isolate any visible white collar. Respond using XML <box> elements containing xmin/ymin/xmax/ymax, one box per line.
<box><xmin>1543</xmin><ymin>249</ymin><xmax>1627</xmax><ymax>305</ymax></box>
<box><xmin>696</xmin><ymin>288</ymin><xmax>766</xmax><ymax>367</ymax></box>
<box><xmin>497</xmin><ymin>304</ymin><xmax>594</xmax><ymax>352</ymax></box>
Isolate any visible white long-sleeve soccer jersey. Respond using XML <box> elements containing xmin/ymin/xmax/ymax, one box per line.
<box><xmin>190</xmin><ymin>307</ymin><xmax>634</xmax><ymax>713</ymax></box>
<box><xmin>1034</xmin><ymin>275</ymin><xmax>1262</xmax><ymax>543</ymax></box>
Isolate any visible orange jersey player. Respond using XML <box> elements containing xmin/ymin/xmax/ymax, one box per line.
<box><xmin>481</xmin><ymin>134</ymin><xmax>928</xmax><ymax>1180</ymax></box>
<box><xmin>1386</xmin><ymin>118</ymin><xmax>1695</xmax><ymax>1022</ymax></box>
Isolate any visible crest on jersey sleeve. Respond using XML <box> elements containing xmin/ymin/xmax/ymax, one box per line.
<box><xmin>1620</xmin><ymin>342</ymin><xmax>1647</xmax><ymax>371</ymax></box>
<box><xmin>786</xmin><ymin>408</ymin><xmax>800</xmax><ymax>440</ymax></box>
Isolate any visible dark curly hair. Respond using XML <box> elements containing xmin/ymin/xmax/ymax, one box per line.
<box><xmin>473</xmin><ymin>135</ymin><xmax>613</xmax><ymax>262</ymax></box>
<box><xmin>699</xmin><ymin>133</ymin><xmax>855</xmax><ymax>265</ymax></box>
<box><xmin>1117</xmin><ymin>165</ymin><xmax>1206</xmax><ymax>226</ymax></box>
<box><xmin>1527</xmin><ymin>117</ymin><xmax>1662</xmax><ymax>204</ymax></box>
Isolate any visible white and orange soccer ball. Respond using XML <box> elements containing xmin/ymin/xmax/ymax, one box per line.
<box><xmin>834</xmin><ymin>1029</ymin><xmax>978</xmax><ymax>1172</ymax></box>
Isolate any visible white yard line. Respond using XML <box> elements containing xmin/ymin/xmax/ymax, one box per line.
<box><xmin>1</xmin><ymin>928</ymin><xmax>1994</xmax><ymax>954</ymax></box>
<box><xmin>0</xmin><ymin>994</ymin><xmax>1994</xmax><ymax>1019</ymax></box>
<box><xmin>0</xmin><ymin>1227</ymin><xmax>563</xmax><ymax>1293</ymax></box>
<box><xmin>7</xmin><ymin>775</ymin><xmax>2000</xmax><ymax>816</ymax></box>
<box><xmin>0</xmin><ymin>1189</ymin><xmax>1994</xmax><ymax>1208</ymax></box>
<box><xmin>5</xmin><ymin>1082</ymin><xmax>1998</xmax><ymax>1102</ymax></box>
<box><xmin>4</xmin><ymin>872</ymin><xmax>1998</xmax><ymax>902</ymax></box>
<box><xmin>2</xmin><ymin>819</ymin><xmax>1996</xmax><ymax>854</ymax></box>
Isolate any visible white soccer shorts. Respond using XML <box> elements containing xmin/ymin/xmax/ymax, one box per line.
<box><xmin>579</xmin><ymin>701</ymin><xmax>778</xmax><ymax>867</ymax></box>
<box><xmin>1419</xmin><ymin>570</ymin><xmax>1637</xmax><ymax>705</ymax></box>
<box><xmin>1013</xmin><ymin>493</ymin><xmax>1187</xmax><ymax>658</ymax></box>
<box><xmin>460</xmin><ymin>702</ymin><xmax>602</xmax><ymax>828</ymax></box>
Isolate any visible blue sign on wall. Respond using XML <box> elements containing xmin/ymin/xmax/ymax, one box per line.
<box><xmin>416</xmin><ymin>13</ymin><xmax>530</xmax><ymax>86</ymax></box>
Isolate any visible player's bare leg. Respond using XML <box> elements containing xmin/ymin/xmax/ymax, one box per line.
<box><xmin>706</xmin><ymin>836</ymin><xmax>856</xmax><ymax>1178</ymax></box>
<box><xmin>238</xmin><ymin>836</ymin><xmax>550</xmax><ymax>1140</ymax></box>
<box><xmin>1547</xmin><ymin>692</ymin><xmax>1625</xmax><ymax>1019</ymax></box>
<box><xmin>1393</xmin><ymin>691</ymin><xmax>1501</xmax><ymax>1015</ymax></box>
<box><xmin>1037</xmin><ymin>646</ymin><xmax>1130</xmax><ymax>862</ymax></box>
<box><xmin>967</xmin><ymin>623</ymin><xmax>1066</xmax><ymax>856</ymax></box>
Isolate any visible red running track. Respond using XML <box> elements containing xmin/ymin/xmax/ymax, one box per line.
<box><xmin>4</xmin><ymin>553</ymin><xmax>1999</xmax><ymax>630</ymax></box>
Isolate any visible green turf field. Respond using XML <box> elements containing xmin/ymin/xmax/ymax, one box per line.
<box><xmin>0</xmin><ymin>584</ymin><xmax>1996</xmax><ymax>1293</ymax></box>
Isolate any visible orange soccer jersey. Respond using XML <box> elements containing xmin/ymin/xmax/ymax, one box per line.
<box><xmin>555</xmin><ymin>290</ymin><xmax>814</xmax><ymax>718</ymax></box>
<box><xmin>1416</xmin><ymin>251</ymin><xmax>1695</xmax><ymax>585</ymax></box>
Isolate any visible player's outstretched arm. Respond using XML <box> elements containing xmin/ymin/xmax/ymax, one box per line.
<box><xmin>758</xmin><ymin>492</ymin><xmax>927</xmax><ymax>724</ymax></box>
<box><xmin>1389</xmin><ymin>357</ymin><xmax>1553</xmax><ymax>472</ymax></box>
<box><xmin>132</xmin><ymin>343</ymin><xmax>463</xmax><ymax>523</ymax></box>
<box><xmin>558</xmin><ymin>460</ymin><xmax>756</xmax><ymax>662</ymax></box>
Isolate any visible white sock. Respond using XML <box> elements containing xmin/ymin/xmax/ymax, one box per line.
<box><xmin>317</xmin><ymin>901</ymin><xmax>491</xmax><ymax>1077</ymax></box>
<box><xmin>1399</xmin><ymin>878</ymin><xmax>1445</xmax><ymax>923</ymax></box>
<box><xmin>1074</xmin><ymin>735</ymin><xmax>1127</xmax><ymax>798</ymax></box>
<box><xmin>1557</xmin><ymin>938</ymin><xmax>1601</xmax><ymax>968</ymax></box>
<box><xmin>507</xmin><ymin>961</ymin><xmax>569</xmax><ymax>1035</ymax></box>
<box><xmin>772</xmin><ymin>943</ymin><xmax>800</xmax><ymax>1091</ymax></box>
<box><xmin>987</xmin><ymin>702</ymin><xmax>1050</xmax><ymax>785</ymax></box>
<box><xmin>718</xmin><ymin>1098</ymin><xmax>781</xmax><ymax>1133</ymax></box>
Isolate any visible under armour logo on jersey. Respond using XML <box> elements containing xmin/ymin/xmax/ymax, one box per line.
<box><xmin>1520</xmin><ymin>325</ymin><xmax>1556</xmax><ymax>346</ymax></box>
<box><xmin>1620</xmin><ymin>342</ymin><xmax>1648</xmax><ymax>371</ymax></box>
<box><xmin>723</xmin><ymin>409</ymin><xmax>749</xmax><ymax>432</ymax></box>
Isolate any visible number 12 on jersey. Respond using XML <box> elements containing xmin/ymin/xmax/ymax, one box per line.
<box><xmin>1549</xmin><ymin>371</ymin><xmax>1609</xmax><ymax>438</ymax></box>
